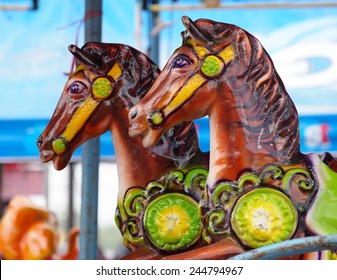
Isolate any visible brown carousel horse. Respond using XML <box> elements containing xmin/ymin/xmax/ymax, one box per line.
<box><xmin>129</xmin><ymin>17</ymin><xmax>337</xmax><ymax>259</ymax></box>
<box><xmin>129</xmin><ymin>16</ymin><xmax>304</xmax><ymax>187</ymax></box>
<box><xmin>37</xmin><ymin>42</ymin><xmax>244</xmax><ymax>259</ymax></box>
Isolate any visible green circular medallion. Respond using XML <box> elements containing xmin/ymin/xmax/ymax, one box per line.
<box><xmin>201</xmin><ymin>55</ymin><xmax>224</xmax><ymax>77</ymax></box>
<box><xmin>150</xmin><ymin>111</ymin><xmax>163</xmax><ymax>125</ymax></box>
<box><xmin>231</xmin><ymin>188</ymin><xmax>298</xmax><ymax>248</ymax></box>
<box><xmin>92</xmin><ymin>77</ymin><xmax>112</xmax><ymax>100</ymax></box>
<box><xmin>52</xmin><ymin>138</ymin><xmax>67</xmax><ymax>155</ymax></box>
<box><xmin>147</xmin><ymin>110</ymin><xmax>164</xmax><ymax>127</ymax></box>
<box><xmin>143</xmin><ymin>193</ymin><xmax>202</xmax><ymax>252</ymax></box>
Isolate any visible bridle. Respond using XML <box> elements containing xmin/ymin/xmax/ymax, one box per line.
<box><xmin>147</xmin><ymin>41</ymin><xmax>235</xmax><ymax>128</ymax></box>
<box><xmin>51</xmin><ymin>63</ymin><xmax>122</xmax><ymax>155</ymax></box>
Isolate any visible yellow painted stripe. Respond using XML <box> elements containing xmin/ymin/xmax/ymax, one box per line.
<box><xmin>159</xmin><ymin>44</ymin><xmax>235</xmax><ymax>118</ymax></box>
<box><xmin>218</xmin><ymin>45</ymin><xmax>235</xmax><ymax>63</ymax></box>
<box><xmin>194</xmin><ymin>46</ymin><xmax>209</xmax><ymax>58</ymax></box>
<box><xmin>163</xmin><ymin>74</ymin><xmax>206</xmax><ymax>116</ymax></box>
<box><xmin>108</xmin><ymin>62</ymin><xmax>122</xmax><ymax>80</ymax></box>
<box><xmin>69</xmin><ymin>64</ymin><xmax>85</xmax><ymax>78</ymax></box>
<box><xmin>193</xmin><ymin>44</ymin><xmax>235</xmax><ymax>63</ymax></box>
<box><xmin>61</xmin><ymin>63</ymin><xmax>122</xmax><ymax>143</ymax></box>
<box><xmin>61</xmin><ymin>96</ymin><xmax>99</xmax><ymax>142</ymax></box>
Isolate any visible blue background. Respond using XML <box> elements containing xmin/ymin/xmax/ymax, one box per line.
<box><xmin>1</xmin><ymin>0</ymin><xmax>337</xmax><ymax>159</ymax></box>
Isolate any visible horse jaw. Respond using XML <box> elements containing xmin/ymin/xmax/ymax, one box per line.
<box><xmin>141</xmin><ymin>128</ymin><xmax>164</xmax><ymax>149</ymax></box>
<box><xmin>39</xmin><ymin>149</ymin><xmax>71</xmax><ymax>171</ymax></box>
<box><xmin>52</xmin><ymin>154</ymin><xmax>72</xmax><ymax>170</ymax></box>
<box><xmin>128</xmin><ymin>115</ymin><xmax>163</xmax><ymax>149</ymax></box>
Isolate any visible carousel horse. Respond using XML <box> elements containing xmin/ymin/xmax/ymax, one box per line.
<box><xmin>0</xmin><ymin>195</ymin><xmax>79</xmax><ymax>260</ymax></box>
<box><xmin>129</xmin><ymin>16</ymin><xmax>337</xmax><ymax>259</ymax></box>
<box><xmin>37</xmin><ymin>42</ymin><xmax>245</xmax><ymax>260</ymax></box>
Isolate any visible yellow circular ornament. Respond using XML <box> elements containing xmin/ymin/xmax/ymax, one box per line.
<box><xmin>92</xmin><ymin>77</ymin><xmax>112</xmax><ymax>100</ymax></box>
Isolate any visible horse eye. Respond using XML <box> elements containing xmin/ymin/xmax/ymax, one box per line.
<box><xmin>172</xmin><ymin>56</ymin><xmax>191</xmax><ymax>68</ymax></box>
<box><xmin>69</xmin><ymin>82</ymin><xmax>86</xmax><ymax>94</ymax></box>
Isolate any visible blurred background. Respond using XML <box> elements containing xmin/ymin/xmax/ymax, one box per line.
<box><xmin>0</xmin><ymin>0</ymin><xmax>337</xmax><ymax>259</ymax></box>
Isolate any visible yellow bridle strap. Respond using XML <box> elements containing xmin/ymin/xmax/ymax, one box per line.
<box><xmin>70</xmin><ymin>62</ymin><xmax>123</xmax><ymax>81</ymax></box>
<box><xmin>162</xmin><ymin>74</ymin><xmax>206</xmax><ymax>117</ymax></box>
<box><xmin>156</xmin><ymin>45</ymin><xmax>234</xmax><ymax>121</ymax></box>
<box><xmin>64</xmin><ymin>62</ymin><xmax>123</xmax><ymax>141</ymax></box>
<box><xmin>218</xmin><ymin>45</ymin><xmax>235</xmax><ymax>63</ymax></box>
<box><xmin>194</xmin><ymin>46</ymin><xmax>209</xmax><ymax>58</ymax></box>
<box><xmin>69</xmin><ymin>64</ymin><xmax>85</xmax><ymax>78</ymax></box>
<box><xmin>194</xmin><ymin>44</ymin><xmax>235</xmax><ymax>63</ymax></box>
<box><xmin>108</xmin><ymin>62</ymin><xmax>122</xmax><ymax>80</ymax></box>
<box><xmin>52</xmin><ymin>96</ymin><xmax>99</xmax><ymax>155</ymax></box>
<box><xmin>52</xmin><ymin>62</ymin><xmax>122</xmax><ymax>155</ymax></box>
<box><xmin>61</xmin><ymin>96</ymin><xmax>99</xmax><ymax>142</ymax></box>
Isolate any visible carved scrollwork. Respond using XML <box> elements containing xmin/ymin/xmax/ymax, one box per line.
<box><xmin>282</xmin><ymin>168</ymin><xmax>314</xmax><ymax>192</ymax></box>
<box><xmin>184</xmin><ymin>168</ymin><xmax>208</xmax><ymax>192</ymax></box>
<box><xmin>200</xmin><ymin>164</ymin><xmax>316</xmax><ymax>247</ymax></box>
<box><xmin>123</xmin><ymin>187</ymin><xmax>147</xmax><ymax>218</ymax></box>
<box><xmin>115</xmin><ymin>167</ymin><xmax>208</xmax><ymax>251</ymax></box>
<box><xmin>260</xmin><ymin>164</ymin><xmax>284</xmax><ymax>186</ymax></box>
<box><xmin>116</xmin><ymin>164</ymin><xmax>318</xmax><ymax>252</ymax></box>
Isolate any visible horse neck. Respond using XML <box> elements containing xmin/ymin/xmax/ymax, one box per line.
<box><xmin>110</xmin><ymin>109</ymin><xmax>175</xmax><ymax>200</ymax></box>
<box><xmin>207</xmin><ymin>92</ymin><xmax>253</xmax><ymax>186</ymax></box>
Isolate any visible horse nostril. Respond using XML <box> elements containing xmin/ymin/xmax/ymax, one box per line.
<box><xmin>37</xmin><ymin>135</ymin><xmax>43</xmax><ymax>148</ymax></box>
<box><xmin>130</xmin><ymin>109</ymin><xmax>137</xmax><ymax>120</ymax></box>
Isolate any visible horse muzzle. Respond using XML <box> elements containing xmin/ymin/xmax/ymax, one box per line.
<box><xmin>37</xmin><ymin>135</ymin><xmax>56</xmax><ymax>163</ymax></box>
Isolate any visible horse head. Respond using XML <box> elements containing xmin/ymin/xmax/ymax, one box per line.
<box><xmin>37</xmin><ymin>42</ymin><xmax>124</xmax><ymax>170</ymax></box>
<box><xmin>129</xmin><ymin>16</ymin><xmax>301</xmax><ymax>168</ymax></box>
<box><xmin>37</xmin><ymin>42</ymin><xmax>203</xmax><ymax>171</ymax></box>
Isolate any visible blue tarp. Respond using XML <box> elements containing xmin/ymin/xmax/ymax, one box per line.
<box><xmin>1</xmin><ymin>115</ymin><xmax>336</xmax><ymax>159</ymax></box>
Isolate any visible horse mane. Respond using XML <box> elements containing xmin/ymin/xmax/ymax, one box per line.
<box><xmin>81</xmin><ymin>42</ymin><xmax>206</xmax><ymax>167</ymax></box>
<box><xmin>235</xmin><ymin>31</ymin><xmax>301</xmax><ymax>162</ymax></box>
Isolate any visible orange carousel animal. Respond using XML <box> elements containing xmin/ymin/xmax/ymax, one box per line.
<box><xmin>129</xmin><ymin>16</ymin><xmax>337</xmax><ymax>260</ymax></box>
<box><xmin>0</xmin><ymin>195</ymin><xmax>79</xmax><ymax>260</ymax></box>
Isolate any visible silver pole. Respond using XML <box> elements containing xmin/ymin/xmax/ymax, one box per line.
<box><xmin>79</xmin><ymin>0</ymin><xmax>102</xmax><ymax>260</ymax></box>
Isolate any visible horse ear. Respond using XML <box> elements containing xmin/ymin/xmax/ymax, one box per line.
<box><xmin>181</xmin><ymin>16</ymin><xmax>208</xmax><ymax>46</ymax></box>
<box><xmin>234</xmin><ymin>29</ymin><xmax>254</xmax><ymax>69</ymax></box>
<box><xmin>68</xmin><ymin>44</ymin><xmax>100</xmax><ymax>70</ymax></box>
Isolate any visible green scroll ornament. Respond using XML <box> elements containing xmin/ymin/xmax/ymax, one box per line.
<box><xmin>116</xmin><ymin>164</ymin><xmax>320</xmax><ymax>253</ymax></box>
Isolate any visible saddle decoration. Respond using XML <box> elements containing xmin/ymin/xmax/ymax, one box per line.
<box><xmin>115</xmin><ymin>157</ymin><xmax>333</xmax><ymax>255</ymax></box>
<box><xmin>52</xmin><ymin>63</ymin><xmax>122</xmax><ymax>155</ymax></box>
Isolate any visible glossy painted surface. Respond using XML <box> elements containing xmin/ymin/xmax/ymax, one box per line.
<box><xmin>37</xmin><ymin>43</ymin><xmax>209</xmax><ymax>259</ymax></box>
<box><xmin>38</xmin><ymin>22</ymin><xmax>337</xmax><ymax>259</ymax></box>
<box><xmin>129</xmin><ymin>17</ymin><xmax>301</xmax><ymax>187</ymax></box>
<box><xmin>306</xmin><ymin>155</ymin><xmax>337</xmax><ymax>235</ymax></box>
<box><xmin>128</xmin><ymin>17</ymin><xmax>337</xmax><ymax>259</ymax></box>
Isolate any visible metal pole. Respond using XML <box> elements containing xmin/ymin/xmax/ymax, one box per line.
<box><xmin>79</xmin><ymin>0</ymin><xmax>102</xmax><ymax>260</ymax></box>
<box><xmin>230</xmin><ymin>235</ymin><xmax>337</xmax><ymax>260</ymax></box>
<box><xmin>135</xmin><ymin>0</ymin><xmax>142</xmax><ymax>51</ymax></box>
<box><xmin>67</xmin><ymin>162</ymin><xmax>74</xmax><ymax>232</ymax></box>
<box><xmin>149</xmin><ymin>0</ymin><xmax>160</xmax><ymax>65</ymax></box>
